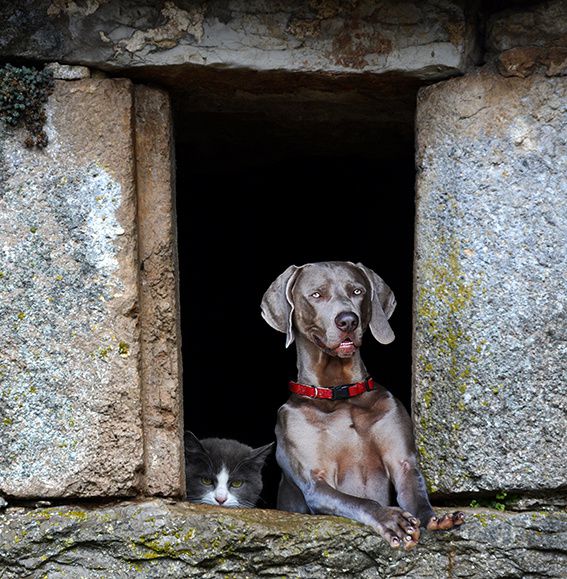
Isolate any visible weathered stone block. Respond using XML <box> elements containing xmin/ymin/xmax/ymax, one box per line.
<box><xmin>486</xmin><ymin>0</ymin><xmax>567</xmax><ymax>54</ymax></box>
<box><xmin>486</xmin><ymin>0</ymin><xmax>567</xmax><ymax>78</ymax></box>
<box><xmin>135</xmin><ymin>85</ymin><xmax>184</xmax><ymax>497</ymax></box>
<box><xmin>0</xmin><ymin>0</ymin><xmax>478</xmax><ymax>79</ymax></box>
<box><xmin>0</xmin><ymin>499</ymin><xmax>565</xmax><ymax>578</ymax></box>
<box><xmin>44</xmin><ymin>62</ymin><xmax>91</xmax><ymax>80</ymax></box>
<box><xmin>0</xmin><ymin>78</ymin><xmax>143</xmax><ymax>497</ymax></box>
<box><xmin>413</xmin><ymin>70</ymin><xmax>567</xmax><ymax>496</ymax></box>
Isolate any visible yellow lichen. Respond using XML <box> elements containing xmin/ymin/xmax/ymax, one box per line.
<box><xmin>415</xmin><ymin>235</ymin><xmax>489</xmax><ymax>480</ymax></box>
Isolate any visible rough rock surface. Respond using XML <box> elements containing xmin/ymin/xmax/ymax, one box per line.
<box><xmin>486</xmin><ymin>0</ymin><xmax>567</xmax><ymax>78</ymax></box>
<box><xmin>486</xmin><ymin>0</ymin><xmax>567</xmax><ymax>53</ymax></box>
<box><xmin>0</xmin><ymin>499</ymin><xmax>565</xmax><ymax>578</ymax></box>
<box><xmin>0</xmin><ymin>77</ymin><xmax>184</xmax><ymax>499</ymax></box>
<box><xmin>135</xmin><ymin>84</ymin><xmax>184</xmax><ymax>497</ymax></box>
<box><xmin>413</xmin><ymin>69</ymin><xmax>567</xmax><ymax>496</ymax></box>
<box><xmin>0</xmin><ymin>0</ymin><xmax>477</xmax><ymax>79</ymax></box>
<box><xmin>0</xmin><ymin>78</ymin><xmax>144</xmax><ymax>498</ymax></box>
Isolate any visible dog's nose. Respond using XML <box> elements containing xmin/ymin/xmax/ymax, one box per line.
<box><xmin>335</xmin><ymin>311</ymin><xmax>359</xmax><ymax>333</ymax></box>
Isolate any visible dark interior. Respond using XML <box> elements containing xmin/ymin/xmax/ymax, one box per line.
<box><xmin>169</xmin><ymin>67</ymin><xmax>421</xmax><ymax>508</ymax></box>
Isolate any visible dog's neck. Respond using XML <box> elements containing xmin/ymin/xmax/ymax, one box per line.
<box><xmin>294</xmin><ymin>335</ymin><xmax>369</xmax><ymax>387</ymax></box>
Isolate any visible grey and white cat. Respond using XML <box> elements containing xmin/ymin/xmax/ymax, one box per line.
<box><xmin>184</xmin><ymin>431</ymin><xmax>274</xmax><ymax>508</ymax></box>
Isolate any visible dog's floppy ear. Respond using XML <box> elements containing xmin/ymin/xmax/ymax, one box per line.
<box><xmin>355</xmin><ymin>262</ymin><xmax>396</xmax><ymax>344</ymax></box>
<box><xmin>261</xmin><ymin>265</ymin><xmax>303</xmax><ymax>348</ymax></box>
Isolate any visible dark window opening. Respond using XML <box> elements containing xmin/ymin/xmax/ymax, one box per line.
<box><xmin>172</xmin><ymin>68</ymin><xmax>420</xmax><ymax>509</ymax></box>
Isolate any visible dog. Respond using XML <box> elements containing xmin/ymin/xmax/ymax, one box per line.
<box><xmin>261</xmin><ymin>261</ymin><xmax>464</xmax><ymax>550</ymax></box>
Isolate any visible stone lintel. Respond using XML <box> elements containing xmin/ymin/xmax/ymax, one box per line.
<box><xmin>0</xmin><ymin>0</ymin><xmax>478</xmax><ymax>80</ymax></box>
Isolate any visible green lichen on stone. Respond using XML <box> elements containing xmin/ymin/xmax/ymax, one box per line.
<box><xmin>183</xmin><ymin>528</ymin><xmax>196</xmax><ymax>541</ymax></box>
<box><xmin>118</xmin><ymin>341</ymin><xmax>129</xmax><ymax>357</ymax></box>
<box><xmin>416</xmin><ymin>237</ymin><xmax>479</xmax><ymax>393</ymax></box>
<box><xmin>471</xmin><ymin>512</ymin><xmax>491</xmax><ymax>527</ymax></box>
<box><xmin>415</xmin><ymin>235</ymin><xmax>488</xmax><ymax>488</ymax></box>
<box><xmin>132</xmin><ymin>528</ymin><xmax>196</xmax><ymax>561</ymax></box>
<box><xmin>98</xmin><ymin>345</ymin><xmax>112</xmax><ymax>359</ymax></box>
<box><xmin>423</xmin><ymin>387</ymin><xmax>433</xmax><ymax>409</ymax></box>
<box><xmin>13</xmin><ymin>529</ymin><xmax>28</xmax><ymax>543</ymax></box>
<box><xmin>0</xmin><ymin>63</ymin><xmax>54</xmax><ymax>148</ymax></box>
<box><xmin>31</xmin><ymin>509</ymin><xmax>53</xmax><ymax>520</ymax></box>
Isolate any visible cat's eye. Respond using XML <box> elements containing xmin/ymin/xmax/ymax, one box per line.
<box><xmin>200</xmin><ymin>477</ymin><xmax>213</xmax><ymax>486</ymax></box>
<box><xmin>230</xmin><ymin>480</ymin><xmax>243</xmax><ymax>488</ymax></box>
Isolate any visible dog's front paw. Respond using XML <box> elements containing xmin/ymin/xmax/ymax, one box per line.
<box><xmin>426</xmin><ymin>511</ymin><xmax>465</xmax><ymax>531</ymax></box>
<box><xmin>373</xmin><ymin>507</ymin><xmax>421</xmax><ymax>550</ymax></box>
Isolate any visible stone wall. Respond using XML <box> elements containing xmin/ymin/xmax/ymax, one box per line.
<box><xmin>0</xmin><ymin>74</ymin><xmax>183</xmax><ymax>499</ymax></box>
<box><xmin>1</xmin><ymin>499</ymin><xmax>566</xmax><ymax>578</ymax></box>
<box><xmin>0</xmin><ymin>0</ymin><xmax>566</xmax><ymax>575</ymax></box>
<box><xmin>0</xmin><ymin>77</ymin><xmax>143</xmax><ymax>497</ymax></box>
<box><xmin>413</xmin><ymin>69</ymin><xmax>567</xmax><ymax>497</ymax></box>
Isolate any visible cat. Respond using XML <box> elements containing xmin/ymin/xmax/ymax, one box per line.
<box><xmin>184</xmin><ymin>431</ymin><xmax>274</xmax><ymax>508</ymax></box>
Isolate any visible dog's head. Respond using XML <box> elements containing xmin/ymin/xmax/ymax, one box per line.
<box><xmin>261</xmin><ymin>261</ymin><xmax>396</xmax><ymax>357</ymax></box>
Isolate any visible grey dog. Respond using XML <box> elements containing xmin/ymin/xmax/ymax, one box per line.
<box><xmin>261</xmin><ymin>261</ymin><xmax>464</xmax><ymax>550</ymax></box>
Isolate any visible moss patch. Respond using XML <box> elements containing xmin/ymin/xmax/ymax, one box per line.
<box><xmin>0</xmin><ymin>64</ymin><xmax>54</xmax><ymax>148</ymax></box>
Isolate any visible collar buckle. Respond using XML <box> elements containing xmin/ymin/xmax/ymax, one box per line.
<box><xmin>331</xmin><ymin>384</ymin><xmax>353</xmax><ymax>400</ymax></box>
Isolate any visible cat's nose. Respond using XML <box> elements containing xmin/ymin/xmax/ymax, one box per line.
<box><xmin>215</xmin><ymin>495</ymin><xmax>227</xmax><ymax>505</ymax></box>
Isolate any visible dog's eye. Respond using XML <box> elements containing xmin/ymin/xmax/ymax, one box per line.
<box><xmin>310</xmin><ymin>292</ymin><xmax>321</xmax><ymax>299</ymax></box>
<box><xmin>353</xmin><ymin>288</ymin><xmax>364</xmax><ymax>296</ymax></box>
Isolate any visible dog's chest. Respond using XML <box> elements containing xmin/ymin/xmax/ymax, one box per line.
<box><xmin>309</xmin><ymin>400</ymin><xmax>393</xmax><ymax>497</ymax></box>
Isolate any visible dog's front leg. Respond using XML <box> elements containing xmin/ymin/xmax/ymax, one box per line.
<box><xmin>390</xmin><ymin>457</ymin><xmax>465</xmax><ymax>532</ymax></box>
<box><xmin>304</xmin><ymin>473</ymin><xmax>421</xmax><ymax>550</ymax></box>
<box><xmin>277</xmin><ymin>473</ymin><xmax>309</xmax><ymax>513</ymax></box>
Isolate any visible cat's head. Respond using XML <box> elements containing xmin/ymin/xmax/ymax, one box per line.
<box><xmin>184</xmin><ymin>431</ymin><xmax>274</xmax><ymax>508</ymax></box>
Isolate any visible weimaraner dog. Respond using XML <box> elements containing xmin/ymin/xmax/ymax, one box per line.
<box><xmin>261</xmin><ymin>261</ymin><xmax>464</xmax><ymax>550</ymax></box>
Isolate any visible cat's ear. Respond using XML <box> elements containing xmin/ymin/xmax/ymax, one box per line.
<box><xmin>184</xmin><ymin>430</ymin><xmax>206</xmax><ymax>454</ymax></box>
<box><xmin>247</xmin><ymin>442</ymin><xmax>275</xmax><ymax>467</ymax></box>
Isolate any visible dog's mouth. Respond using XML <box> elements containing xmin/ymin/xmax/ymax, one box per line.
<box><xmin>336</xmin><ymin>337</ymin><xmax>357</xmax><ymax>357</ymax></box>
<box><xmin>313</xmin><ymin>335</ymin><xmax>358</xmax><ymax>357</ymax></box>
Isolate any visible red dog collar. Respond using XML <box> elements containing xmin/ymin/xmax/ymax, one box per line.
<box><xmin>289</xmin><ymin>377</ymin><xmax>377</xmax><ymax>400</ymax></box>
